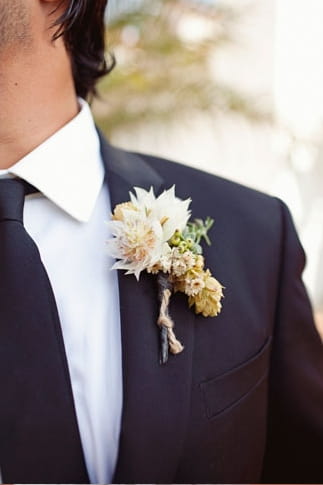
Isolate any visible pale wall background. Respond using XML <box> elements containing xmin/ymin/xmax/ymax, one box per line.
<box><xmin>105</xmin><ymin>0</ymin><xmax>323</xmax><ymax>319</ymax></box>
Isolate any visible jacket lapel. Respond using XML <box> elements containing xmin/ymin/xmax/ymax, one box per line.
<box><xmin>100</xmin><ymin>135</ymin><xmax>195</xmax><ymax>483</ymax></box>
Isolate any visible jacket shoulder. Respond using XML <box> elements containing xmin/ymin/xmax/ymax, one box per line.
<box><xmin>136</xmin><ymin>152</ymin><xmax>283</xmax><ymax>232</ymax></box>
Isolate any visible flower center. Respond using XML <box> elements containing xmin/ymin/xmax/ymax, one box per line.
<box><xmin>121</xmin><ymin>220</ymin><xmax>157</xmax><ymax>262</ymax></box>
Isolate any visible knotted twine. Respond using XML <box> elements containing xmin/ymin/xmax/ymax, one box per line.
<box><xmin>157</xmin><ymin>273</ymin><xmax>184</xmax><ymax>364</ymax></box>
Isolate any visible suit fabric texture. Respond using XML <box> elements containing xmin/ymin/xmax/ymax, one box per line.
<box><xmin>1</xmin><ymin>132</ymin><xmax>323</xmax><ymax>484</ymax></box>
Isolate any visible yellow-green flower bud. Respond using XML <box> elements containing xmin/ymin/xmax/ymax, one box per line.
<box><xmin>186</xmin><ymin>237</ymin><xmax>194</xmax><ymax>249</ymax></box>
<box><xmin>170</xmin><ymin>236</ymin><xmax>181</xmax><ymax>246</ymax></box>
<box><xmin>179</xmin><ymin>241</ymin><xmax>188</xmax><ymax>253</ymax></box>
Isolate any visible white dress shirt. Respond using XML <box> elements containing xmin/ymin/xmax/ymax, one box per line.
<box><xmin>0</xmin><ymin>100</ymin><xmax>123</xmax><ymax>484</ymax></box>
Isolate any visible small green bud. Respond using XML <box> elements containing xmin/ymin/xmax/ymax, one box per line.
<box><xmin>179</xmin><ymin>241</ymin><xmax>188</xmax><ymax>253</ymax></box>
<box><xmin>170</xmin><ymin>236</ymin><xmax>181</xmax><ymax>246</ymax></box>
<box><xmin>186</xmin><ymin>237</ymin><xmax>194</xmax><ymax>249</ymax></box>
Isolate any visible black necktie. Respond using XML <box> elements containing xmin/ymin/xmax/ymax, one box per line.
<box><xmin>0</xmin><ymin>178</ymin><xmax>89</xmax><ymax>483</ymax></box>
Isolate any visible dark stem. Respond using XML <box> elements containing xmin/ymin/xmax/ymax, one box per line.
<box><xmin>157</xmin><ymin>273</ymin><xmax>173</xmax><ymax>365</ymax></box>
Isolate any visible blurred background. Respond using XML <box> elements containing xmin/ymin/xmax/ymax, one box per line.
<box><xmin>94</xmin><ymin>0</ymin><xmax>323</xmax><ymax>334</ymax></box>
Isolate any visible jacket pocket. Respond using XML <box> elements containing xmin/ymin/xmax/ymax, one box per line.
<box><xmin>200</xmin><ymin>336</ymin><xmax>272</xmax><ymax>419</ymax></box>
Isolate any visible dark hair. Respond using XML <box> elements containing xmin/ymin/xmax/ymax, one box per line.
<box><xmin>52</xmin><ymin>0</ymin><xmax>115</xmax><ymax>99</ymax></box>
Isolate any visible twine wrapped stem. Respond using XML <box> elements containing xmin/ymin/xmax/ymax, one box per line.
<box><xmin>157</xmin><ymin>273</ymin><xmax>184</xmax><ymax>364</ymax></box>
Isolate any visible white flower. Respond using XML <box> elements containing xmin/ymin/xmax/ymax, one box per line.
<box><xmin>147</xmin><ymin>253</ymin><xmax>173</xmax><ymax>274</ymax></box>
<box><xmin>171</xmin><ymin>248</ymin><xmax>196</xmax><ymax>277</ymax></box>
<box><xmin>107</xmin><ymin>186</ymin><xmax>191</xmax><ymax>280</ymax></box>
<box><xmin>184</xmin><ymin>276</ymin><xmax>206</xmax><ymax>297</ymax></box>
<box><xmin>107</xmin><ymin>208</ymin><xmax>170</xmax><ymax>280</ymax></box>
<box><xmin>130</xmin><ymin>186</ymin><xmax>191</xmax><ymax>241</ymax></box>
<box><xmin>159</xmin><ymin>254</ymin><xmax>173</xmax><ymax>273</ymax></box>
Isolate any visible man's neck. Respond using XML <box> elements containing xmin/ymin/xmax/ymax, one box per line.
<box><xmin>0</xmin><ymin>42</ymin><xmax>79</xmax><ymax>170</ymax></box>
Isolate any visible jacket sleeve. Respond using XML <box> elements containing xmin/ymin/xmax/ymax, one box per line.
<box><xmin>262</xmin><ymin>199</ymin><xmax>323</xmax><ymax>483</ymax></box>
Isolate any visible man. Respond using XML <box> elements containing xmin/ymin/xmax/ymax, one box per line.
<box><xmin>0</xmin><ymin>0</ymin><xmax>322</xmax><ymax>483</ymax></box>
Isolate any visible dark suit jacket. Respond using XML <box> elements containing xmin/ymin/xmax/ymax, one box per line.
<box><xmin>1</xmin><ymin>134</ymin><xmax>323</xmax><ymax>484</ymax></box>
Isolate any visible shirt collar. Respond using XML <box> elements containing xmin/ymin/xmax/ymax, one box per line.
<box><xmin>4</xmin><ymin>99</ymin><xmax>104</xmax><ymax>223</ymax></box>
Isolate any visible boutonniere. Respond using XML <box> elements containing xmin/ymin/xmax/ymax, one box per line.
<box><xmin>107</xmin><ymin>186</ymin><xmax>224</xmax><ymax>364</ymax></box>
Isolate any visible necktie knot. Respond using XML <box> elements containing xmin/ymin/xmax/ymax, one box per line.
<box><xmin>0</xmin><ymin>178</ymin><xmax>26</xmax><ymax>223</ymax></box>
